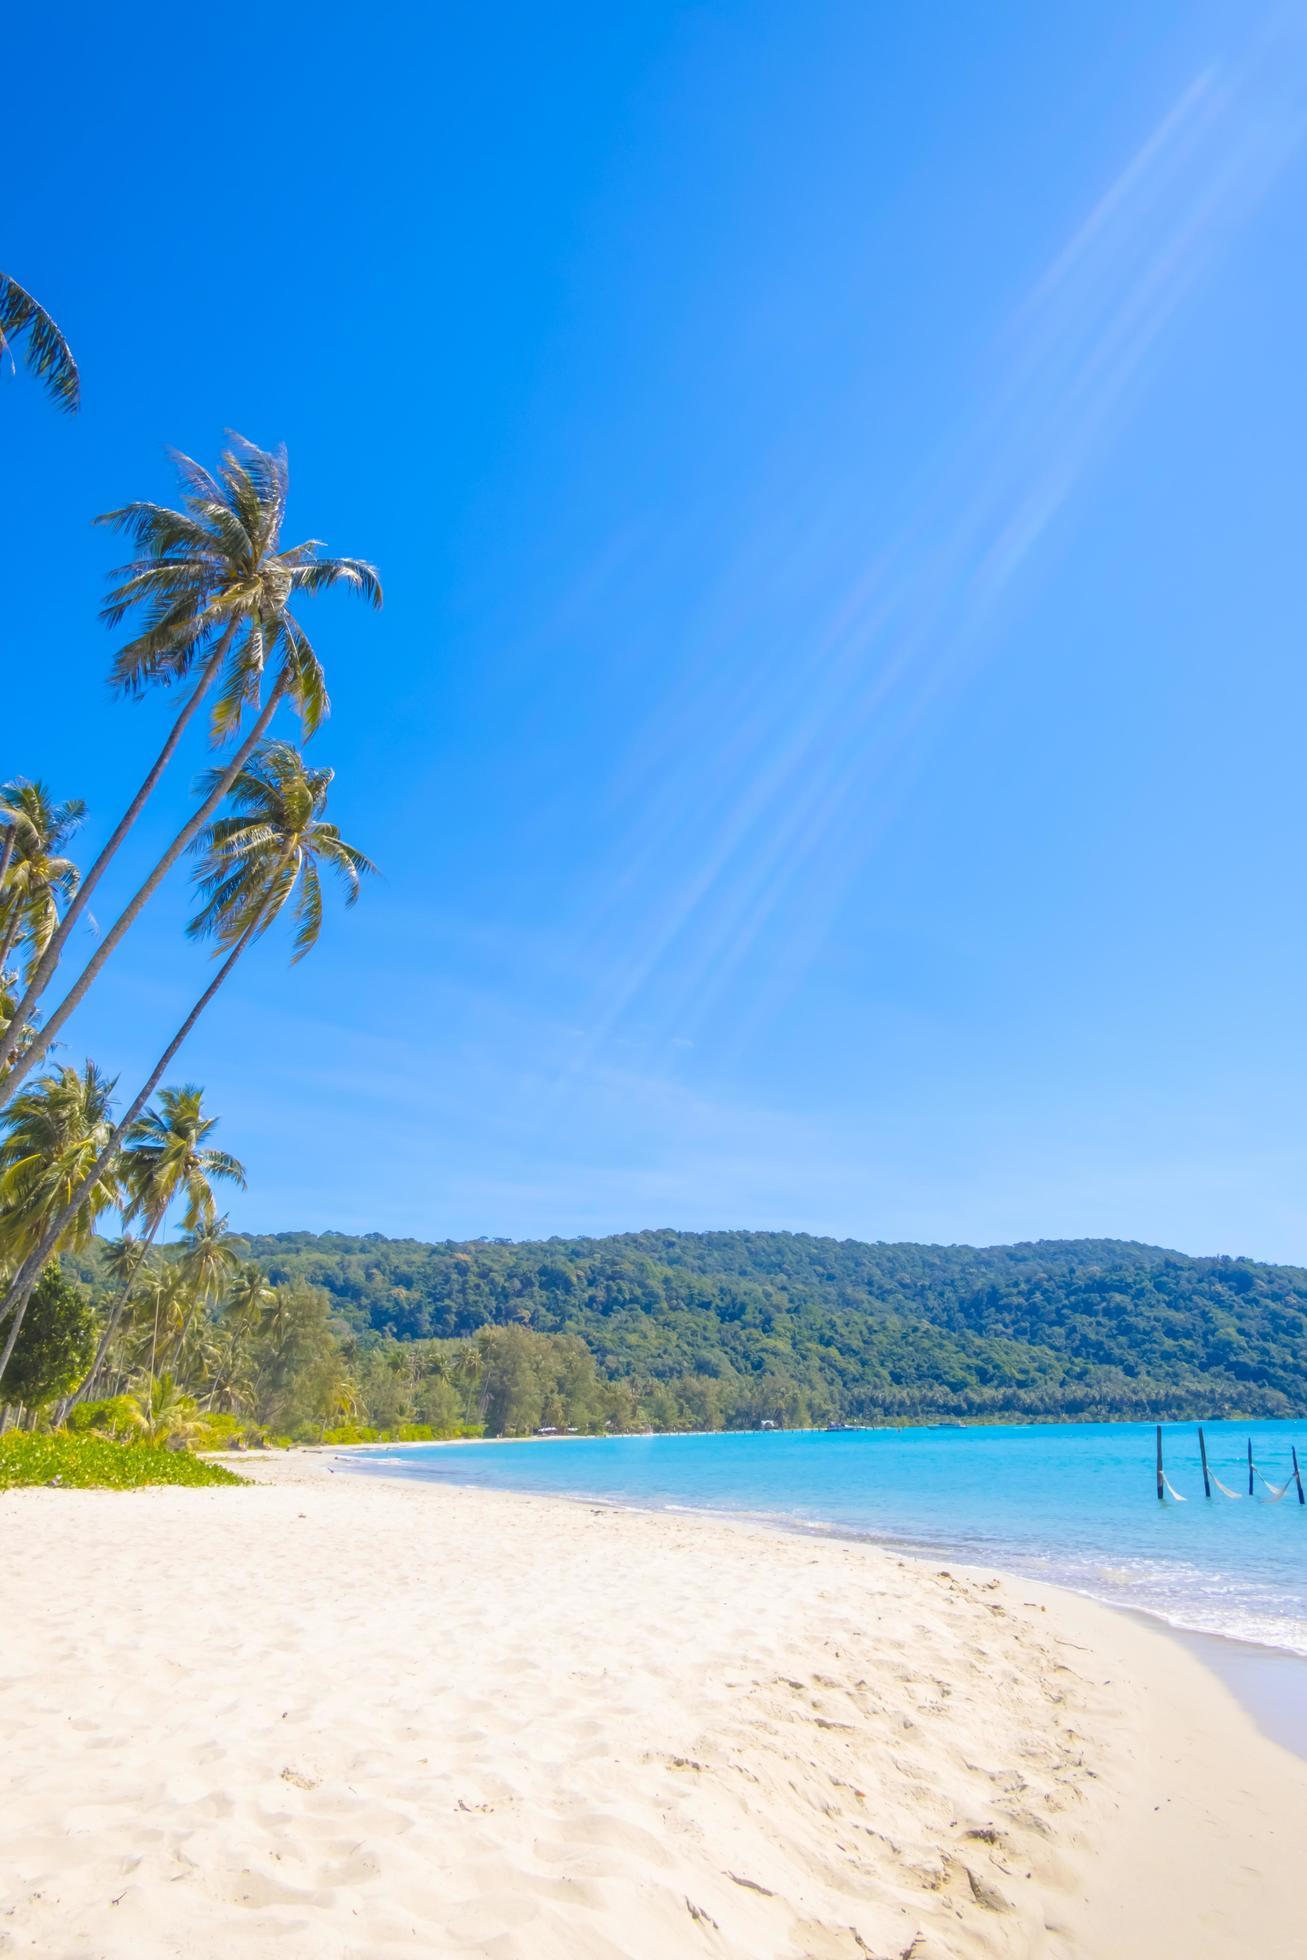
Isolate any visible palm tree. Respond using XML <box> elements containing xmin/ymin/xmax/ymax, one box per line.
<box><xmin>126</xmin><ymin>1088</ymin><xmax>245</xmax><ymax>1236</ymax></box>
<box><xmin>69</xmin><ymin>1086</ymin><xmax>245</xmax><ymax>1407</ymax></box>
<box><xmin>0</xmin><ymin>744</ymin><xmax>374</xmax><ymax>1388</ymax></box>
<box><xmin>0</xmin><ymin>781</ymin><xmax>86</xmax><ymax>981</ymax></box>
<box><xmin>224</xmin><ymin>1260</ymin><xmax>275</xmax><ymax>1334</ymax></box>
<box><xmin>319</xmin><ymin>1376</ymin><xmax>362</xmax><ymax>1441</ymax></box>
<box><xmin>78</xmin><ymin>1234</ymin><xmax>160</xmax><ymax>1398</ymax></box>
<box><xmin>204</xmin><ymin>1265</ymin><xmax>273</xmax><ymax>1414</ymax></box>
<box><xmin>185</xmin><ymin>742</ymin><xmax>374</xmax><ymax>956</ymax></box>
<box><xmin>203</xmin><ymin>1322</ymin><xmax>257</xmax><ymax>1415</ymax></box>
<box><xmin>135</xmin><ymin>1263</ymin><xmax>191</xmax><ymax>1387</ymax></box>
<box><xmin>167</xmin><ymin>1216</ymin><xmax>244</xmax><ymax>1370</ymax></box>
<box><xmin>0</xmin><ymin>272</ymin><xmax>79</xmax><ymax>411</ymax></box>
<box><xmin>0</xmin><ymin>1063</ymin><xmax>120</xmax><ymax>1276</ymax></box>
<box><xmin>0</xmin><ymin>1063</ymin><xmax>120</xmax><ymax>1404</ymax></box>
<box><xmin>0</xmin><ymin>970</ymin><xmax>36</xmax><ymax>1064</ymax></box>
<box><xmin>130</xmin><ymin>1372</ymin><xmax>203</xmax><ymax>1447</ymax></box>
<box><xmin>0</xmin><ymin>436</ymin><xmax>382</xmax><ymax>1097</ymax></box>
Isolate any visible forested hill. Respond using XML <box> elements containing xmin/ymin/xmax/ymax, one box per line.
<box><xmin>234</xmin><ymin>1228</ymin><xmax>1307</xmax><ymax>1423</ymax></box>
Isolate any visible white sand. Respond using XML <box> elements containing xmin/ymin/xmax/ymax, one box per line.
<box><xmin>3</xmin><ymin>1452</ymin><xmax>1306</xmax><ymax>1959</ymax></box>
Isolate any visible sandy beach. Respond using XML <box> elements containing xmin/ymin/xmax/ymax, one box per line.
<box><xmin>3</xmin><ymin>1454</ymin><xmax>1306</xmax><ymax>1959</ymax></box>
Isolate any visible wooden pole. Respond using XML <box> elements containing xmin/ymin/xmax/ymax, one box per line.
<box><xmin>1198</xmin><ymin>1426</ymin><xmax>1211</xmax><ymax>1499</ymax></box>
<box><xmin>1156</xmin><ymin>1424</ymin><xmax>1165</xmax><ymax>1501</ymax></box>
<box><xmin>1294</xmin><ymin>1445</ymin><xmax>1305</xmax><ymax>1507</ymax></box>
<box><xmin>1248</xmin><ymin>1436</ymin><xmax>1255</xmax><ymax>1497</ymax></box>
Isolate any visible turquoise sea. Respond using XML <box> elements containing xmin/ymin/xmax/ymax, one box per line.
<box><xmin>355</xmin><ymin>1418</ymin><xmax>1307</xmax><ymax>1656</ymax></box>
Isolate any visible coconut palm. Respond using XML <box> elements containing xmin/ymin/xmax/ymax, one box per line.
<box><xmin>69</xmin><ymin>1087</ymin><xmax>245</xmax><ymax>1407</ymax></box>
<box><xmin>0</xmin><ymin>971</ymin><xmax>36</xmax><ymax>1063</ymax></box>
<box><xmin>136</xmin><ymin>1221</ymin><xmax>244</xmax><ymax>1387</ymax></box>
<box><xmin>0</xmin><ymin>781</ymin><xmax>85</xmax><ymax>982</ymax></box>
<box><xmin>79</xmin><ymin>1236</ymin><xmax>161</xmax><ymax>1398</ymax></box>
<box><xmin>224</xmin><ymin>1260</ymin><xmax>275</xmax><ymax>1334</ymax></box>
<box><xmin>133</xmin><ymin>1263</ymin><xmax>191</xmax><ymax>1387</ymax></box>
<box><xmin>0</xmin><ymin>1063</ymin><xmax>119</xmax><ymax>1277</ymax></box>
<box><xmin>185</xmin><ymin>741</ymin><xmax>374</xmax><ymax>957</ymax></box>
<box><xmin>129</xmin><ymin>1372</ymin><xmax>203</xmax><ymax>1447</ymax></box>
<box><xmin>209</xmin><ymin>1263</ymin><xmax>276</xmax><ymax>1410</ymax></box>
<box><xmin>0</xmin><ymin>436</ymin><xmax>382</xmax><ymax>1097</ymax></box>
<box><xmin>124</xmin><ymin>1088</ymin><xmax>245</xmax><ymax>1237</ymax></box>
<box><xmin>202</xmin><ymin>1331</ymin><xmax>254</xmax><ymax>1415</ymax></box>
<box><xmin>0</xmin><ymin>272</ymin><xmax>79</xmax><ymax>411</ymax></box>
<box><xmin>0</xmin><ymin>744</ymin><xmax>373</xmax><ymax>1387</ymax></box>
<box><xmin>319</xmin><ymin>1376</ymin><xmax>362</xmax><ymax>1440</ymax></box>
<box><xmin>177</xmin><ymin>1215</ymin><xmax>243</xmax><ymax>1319</ymax></box>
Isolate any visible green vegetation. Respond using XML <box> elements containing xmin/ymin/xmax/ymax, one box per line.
<box><xmin>45</xmin><ymin>1228</ymin><xmax>1307</xmax><ymax>1434</ymax></box>
<box><xmin>1</xmin><ymin>417</ymin><xmax>382</xmax><ymax>1465</ymax></box>
<box><xmin>1</xmin><ymin>1265</ymin><xmax>96</xmax><ymax>1410</ymax></box>
<box><xmin>0</xmin><ymin>1431</ymin><xmax>241</xmax><ymax>1490</ymax></box>
<box><xmin>0</xmin><ymin>270</ymin><xmax>79</xmax><ymax>412</ymax></box>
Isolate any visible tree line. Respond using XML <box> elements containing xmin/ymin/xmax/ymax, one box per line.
<box><xmin>56</xmin><ymin>1226</ymin><xmax>1307</xmax><ymax>1432</ymax></box>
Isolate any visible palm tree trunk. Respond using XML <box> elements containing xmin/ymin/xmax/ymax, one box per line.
<box><xmin>0</xmin><ymin>825</ymin><xmax>18</xmax><ymax>975</ymax></box>
<box><xmin>0</xmin><ymin>896</ymin><xmax>23</xmax><ymax>978</ymax></box>
<box><xmin>0</xmin><ymin>626</ymin><xmax>237</xmax><ymax>1082</ymax></box>
<box><xmin>0</xmin><ymin>663</ymin><xmax>290</xmax><ymax>1105</ymax></box>
<box><xmin>61</xmin><ymin>1215</ymin><xmax>166</xmax><ymax>1416</ymax></box>
<box><xmin>0</xmin><ymin>909</ymin><xmax>266</xmax><ymax>1393</ymax></box>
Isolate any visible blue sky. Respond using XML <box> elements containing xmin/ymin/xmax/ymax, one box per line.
<box><xmin>7</xmin><ymin>1</ymin><xmax>1307</xmax><ymax>1259</ymax></box>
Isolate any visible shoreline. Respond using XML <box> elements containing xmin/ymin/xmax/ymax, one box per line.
<box><xmin>331</xmin><ymin>1438</ymin><xmax>1307</xmax><ymax>1753</ymax></box>
<box><xmin>6</xmin><ymin>1456</ymin><xmax>1307</xmax><ymax>1956</ymax></box>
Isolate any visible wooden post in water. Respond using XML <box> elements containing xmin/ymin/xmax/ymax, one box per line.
<box><xmin>1294</xmin><ymin>1446</ymin><xmax>1305</xmax><ymax>1507</ymax></box>
<box><xmin>1156</xmin><ymin>1424</ymin><xmax>1165</xmax><ymax>1501</ymax></box>
<box><xmin>1248</xmin><ymin>1436</ymin><xmax>1255</xmax><ymax>1497</ymax></box>
<box><xmin>1198</xmin><ymin>1426</ymin><xmax>1211</xmax><ymax>1499</ymax></box>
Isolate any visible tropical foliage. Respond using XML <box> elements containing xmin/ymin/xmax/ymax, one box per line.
<box><xmin>0</xmin><ymin>271</ymin><xmax>79</xmax><ymax>412</ymax></box>
<box><xmin>1</xmin><ymin>402</ymin><xmax>381</xmax><ymax>1447</ymax></box>
<box><xmin>153</xmin><ymin>1226</ymin><xmax>1307</xmax><ymax>1428</ymax></box>
<box><xmin>0</xmin><ymin>1431</ymin><xmax>241</xmax><ymax>1490</ymax></box>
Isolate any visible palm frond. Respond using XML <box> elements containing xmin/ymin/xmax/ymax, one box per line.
<box><xmin>292</xmin><ymin>555</ymin><xmax>383</xmax><ymax>609</ymax></box>
<box><xmin>290</xmin><ymin>854</ymin><xmax>323</xmax><ymax>960</ymax></box>
<box><xmin>0</xmin><ymin>272</ymin><xmax>80</xmax><ymax>412</ymax></box>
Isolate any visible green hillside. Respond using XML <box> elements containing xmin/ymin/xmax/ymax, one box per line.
<box><xmin>214</xmin><ymin>1228</ymin><xmax>1307</xmax><ymax>1425</ymax></box>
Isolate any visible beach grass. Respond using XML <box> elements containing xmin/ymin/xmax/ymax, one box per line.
<box><xmin>0</xmin><ymin>1432</ymin><xmax>245</xmax><ymax>1491</ymax></box>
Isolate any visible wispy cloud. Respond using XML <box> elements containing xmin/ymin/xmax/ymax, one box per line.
<box><xmin>563</xmin><ymin>10</ymin><xmax>1307</xmax><ymax>1062</ymax></box>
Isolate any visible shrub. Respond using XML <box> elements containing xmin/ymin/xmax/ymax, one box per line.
<box><xmin>191</xmin><ymin>1410</ymin><xmax>271</xmax><ymax>1450</ymax></box>
<box><xmin>0</xmin><ymin>1432</ymin><xmax>244</xmax><ymax>1490</ymax></box>
<box><xmin>4</xmin><ymin>1264</ymin><xmax>96</xmax><ymax>1409</ymax></box>
<box><xmin>65</xmin><ymin>1395</ymin><xmax>143</xmax><ymax>1441</ymax></box>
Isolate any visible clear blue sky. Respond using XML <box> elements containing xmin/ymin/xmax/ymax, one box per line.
<box><xmin>7</xmin><ymin>1</ymin><xmax>1307</xmax><ymax>1259</ymax></box>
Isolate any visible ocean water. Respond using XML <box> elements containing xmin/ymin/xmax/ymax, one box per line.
<box><xmin>352</xmin><ymin>1419</ymin><xmax>1307</xmax><ymax>1656</ymax></box>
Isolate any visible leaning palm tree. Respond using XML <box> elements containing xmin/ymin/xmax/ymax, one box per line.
<box><xmin>69</xmin><ymin>1086</ymin><xmax>245</xmax><ymax>1407</ymax></box>
<box><xmin>0</xmin><ymin>744</ymin><xmax>374</xmax><ymax>1389</ymax></box>
<box><xmin>0</xmin><ymin>969</ymin><xmax>37</xmax><ymax>1064</ymax></box>
<box><xmin>0</xmin><ymin>781</ymin><xmax>86</xmax><ymax>981</ymax></box>
<box><xmin>0</xmin><ymin>1063</ymin><xmax>119</xmax><ymax>1275</ymax></box>
<box><xmin>0</xmin><ymin>272</ymin><xmax>79</xmax><ymax>412</ymax></box>
<box><xmin>125</xmin><ymin>1088</ymin><xmax>245</xmax><ymax>1238</ymax></box>
<box><xmin>0</xmin><ymin>435</ymin><xmax>382</xmax><ymax>1098</ymax></box>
